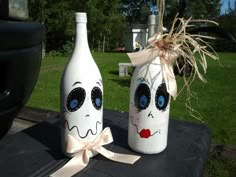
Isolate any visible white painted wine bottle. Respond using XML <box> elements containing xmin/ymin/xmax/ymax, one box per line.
<box><xmin>60</xmin><ymin>12</ymin><xmax>103</xmax><ymax>157</ymax></box>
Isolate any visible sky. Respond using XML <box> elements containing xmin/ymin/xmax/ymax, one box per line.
<box><xmin>221</xmin><ymin>0</ymin><xmax>235</xmax><ymax>14</ymax></box>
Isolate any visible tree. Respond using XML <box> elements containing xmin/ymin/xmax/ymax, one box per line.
<box><xmin>84</xmin><ymin>0</ymin><xmax>124</xmax><ymax>51</ymax></box>
<box><xmin>203</xmin><ymin>0</ymin><xmax>221</xmax><ymax>19</ymax></box>
<box><xmin>28</xmin><ymin>0</ymin><xmax>47</xmax><ymax>23</ymax></box>
<box><xmin>28</xmin><ymin>0</ymin><xmax>124</xmax><ymax>52</ymax></box>
<box><xmin>191</xmin><ymin>0</ymin><xmax>207</xmax><ymax>18</ymax></box>
<box><xmin>216</xmin><ymin>9</ymin><xmax>236</xmax><ymax>52</ymax></box>
<box><xmin>183</xmin><ymin>0</ymin><xmax>221</xmax><ymax>19</ymax></box>
<box><xmin>140</xmin><ymin>3</ymin><xmax>151</xmax><ymax>24</ymax></box>
<box><xmin>121</xmin><ymin>0</ymin><xmax>155</xmax><ymax>24</ymax></box>
<box><xmin>28</xmin><ymin>0</ymin><xmax>75</xmax><ymax>52</ymax></box>
<box><xmin>164</xmin><ymin>0</ymin><xmax>180</xmax><ymax>27</ymax></box>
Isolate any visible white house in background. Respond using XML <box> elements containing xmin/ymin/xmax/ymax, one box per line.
<box><xmin>123</xmin><ymin>21</ymin><xmax>167</xmax><ymax>52</ymax></box>
<box><xmin>123</xmin><ymin>24</ymin><xmax>148</xmax><ymax>52</ymax></box>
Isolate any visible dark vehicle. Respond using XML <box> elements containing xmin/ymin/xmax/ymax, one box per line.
<box><xmin>0</xmin><ymin>0</ymin><xmax>44</xmax><ymax>138</ymax></box>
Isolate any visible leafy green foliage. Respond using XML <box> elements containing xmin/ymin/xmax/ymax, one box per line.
<box><xmin>85</xmin><ymin>0</ymin><xmax>125</xmax><ymax>51</ymax></box>
<box><xmin>191</xmin><ymin>0</ymin><xmax>207</xmax><ymax>18</ymax></box>
<box><xmin>28</xmin><ymin>0</ymin><xmax>233</xmax><ymax>53</ymax></box>
<box><xmin>217</xmin><ymin>9</ymin><xmax>236</xmax><ymax>52</ymax></box>
<box><xmin>62</xmin><ymin>41</ymin><xmax>74</xmax><ymax>56</ymax></box>
<box><xmin>28</xmin><ymin>0</ymin><xmax>124</xmax><ymax>52</ymax></box>
<box><xmin>121</xmin><ymin>0</ymin><xmax>155</xmax><ymax>24</ymax></box>
<box><xmin>182</xmin><ymin>0</ymin><xmax>221</xmax><ymax>19</ymax></box>
<box><xmin>204</xmin><ymin>0</ymin><xmax>221</xmax><ymax>18</ymax></box>
<box><xmin>120</xmin><ymin>0</ymin><xmax>222</xmax><ymax>27</ymax></box>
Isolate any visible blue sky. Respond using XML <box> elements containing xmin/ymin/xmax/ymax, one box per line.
<box><xmin>221</xmin><ymin>0</ymin><xmax>235</xmax><ymax>14</ymax></box>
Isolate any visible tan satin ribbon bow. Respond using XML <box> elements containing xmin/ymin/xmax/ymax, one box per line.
<box><xmin>50</xmin><ymin>127</ymin><xmax>140</xmax><ymax>177</ymax></box>
<box><xmin>127</xmin><ymin>35</ymin><xmax>178</xmax><ymax>99</ymax></box>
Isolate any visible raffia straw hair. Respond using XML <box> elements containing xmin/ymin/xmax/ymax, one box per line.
<box><xmin>148</xmin><ymin>13</ymin><xmax>219</xmax><ymax>91</ymax></box>
<box><xmin>128</xmin><ymin>0</ymin><xmax>219</xmax><ymax>121</ymax></box>
<box><xmin>155</xmin><ymin>0</ymin><xmax>219</xmax><ymax>121</ymax></box>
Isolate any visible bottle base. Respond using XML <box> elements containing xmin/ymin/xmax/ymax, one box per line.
<box><xmin>128</xmin><ymin>142</ymin><xmax>167</xmax><ymax>154</ymax></box>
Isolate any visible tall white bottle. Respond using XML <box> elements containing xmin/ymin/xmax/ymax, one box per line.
<box><xmin>60</xmin><ymin>12</ymin><xmax>103</xmax><ymax>157</ymax></box>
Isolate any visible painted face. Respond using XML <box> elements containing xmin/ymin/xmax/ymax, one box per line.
<box><xmin>62</xmin><ymin>78</ymin><xmax>103</xmax><ymax>141</ymax></box>
<box><xmin>130</xmin><ymin>82</ymin><xmax>169</xmax><ymax>138</ymax></box>
<box><xmin>128</xmin><ymin>57</ymin><xmax>170</xmax><ymax>154</ymax></box>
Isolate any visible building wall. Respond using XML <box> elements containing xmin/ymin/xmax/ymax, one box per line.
<box><xmin>124</xmin><ymin>28</ymin><xmax>148</xmax><ymax>52</ymax></box>
<box><xmin>124</xmin><ymin>32</ymin><xmax>133</xmax><ymax>52</ymax></box>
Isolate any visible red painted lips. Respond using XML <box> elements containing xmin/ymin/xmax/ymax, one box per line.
<box><xmin>139</xmin><ymin>129</ymin><xmax>151</xmax><ymax>138</ymax></box>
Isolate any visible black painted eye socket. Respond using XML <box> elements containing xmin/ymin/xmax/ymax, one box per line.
<box><xmin>66</xmin><ymin>87</ymin><xmax>86</xmax><ymax>112</ymax></box>
<box><xmin>134</xmin><ymin>83</ymin><xmax>151</xmax><ymax>110</ymax></box>
<box><xmin>91</xmin><ymin>87</ymin><xmax>102</xmax><ymax>110</ymax></box>
<box><xmin>155</xmin><ymin>83</ymin><xmax>169</xmax><ymax>111</ymax></box>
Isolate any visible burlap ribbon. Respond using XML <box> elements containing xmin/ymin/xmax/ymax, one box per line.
<box><xmin>50</xmin><ymin>127</ymin><xmax>140</xmax><ymax>177</ymax></box>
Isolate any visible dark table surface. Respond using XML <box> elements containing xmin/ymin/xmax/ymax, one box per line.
<box><xmin>0</xmin><ymin>109</ymin><xmax>211</xmax><ymax>177</ymax></box>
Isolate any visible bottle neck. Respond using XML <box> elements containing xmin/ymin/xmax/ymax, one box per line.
<box><xmin>75</xmin><ymin>22</ymin><xmax>89</xmax><ymax>48</ymax></box>
<box><xmin>148</xmin><ymin>15</ymin><xmax>158</xmax><ymax>39</ymax></box>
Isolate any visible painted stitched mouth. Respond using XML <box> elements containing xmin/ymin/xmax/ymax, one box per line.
<box><xmin>64</xmin><ymin>120</ymin><xmax>102</xmax><ymax>139</ymax></box>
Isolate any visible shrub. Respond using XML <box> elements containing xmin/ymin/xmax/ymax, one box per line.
<box><xmin>62</xmin><ymin>41</ymin><xmax>75</xmax><ymax>56</ymax></box>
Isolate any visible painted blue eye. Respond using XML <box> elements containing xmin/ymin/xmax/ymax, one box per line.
<box><xmin>134</xmin><ymin>83</ymin><xmax>150</xmax><ymax>110</ymax></box>
<box><xmin>91</xmin><ymin>87</ymin><xmax>102</xmax><ymax>110</ymax></box>
<box><xmin>139</xmin><ymin>95</ymin><xmax>148</xmax><ymax>108</ymax></box>
<box><xmin>66</xmin><ymin>87</ymin><xmax>86</xmax><ymax>112</ymax></box>
<box><xmin>95</xmin><ymin>98</ymin><xmax>101</xmax><ymax>107</ymax></box>
<box><xmin>70</xmin><ymin>99</ymin><xmax>79</xmax><ymax>109</ymax></box>
<box><xmin>157</xmin><ymin>95</ymin><xmax>165</xmax><ymax>108</ymax></box>
<box><xmin>155</xmin><ymin>83</ymin><xmax>169</xmax><ymax>111</ymax></box>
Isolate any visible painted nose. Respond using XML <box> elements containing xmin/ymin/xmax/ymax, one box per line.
<box><xmin>148</xmin><ymin>111</ymin><xmax>154</xmax><ymax>118</ymax></box>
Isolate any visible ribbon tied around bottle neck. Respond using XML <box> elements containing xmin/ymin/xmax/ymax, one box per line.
<box><xmin>127</xmin><ymin>0</ymin><xmax>219</xmax><ymax>100</ymax></box>
<box><xmin>50</xmin><ymin>127</ymin><xmax>140</xmax><ymax>177</ymax></box>
<box><xmin>128</xmin><ymin>33</ymin><xmax>179</xmax><ymax>99</ymax></box>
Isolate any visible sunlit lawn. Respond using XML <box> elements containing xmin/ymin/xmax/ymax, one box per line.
<box><xmin>27</xmin><ymin>52</ymin><xmax>236</xmax><ymax>177</ymax></box>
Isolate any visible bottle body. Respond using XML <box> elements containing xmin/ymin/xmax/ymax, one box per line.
<box><xmin>128</xmin><ymin>57</ymin><xmax>170</xmax><ymax>154</ymax></box>
<box><xmin>60</xmin><ymin>13</ymin><xmax>103</xmax><ymax>157</ymax></box>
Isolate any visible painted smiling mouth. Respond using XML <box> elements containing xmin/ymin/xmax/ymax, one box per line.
<box><xmin>130</xmin><ymin>116</ymin><xmax>161</xmax><ymax>139</ymax></box>
<box><xmin>139</xmin><ymin>129</ymin><xmax>151</xmax><ymax>138</ymax></box>
<box><xmin>64</xmin><ymin>120</ymin><xmax>102</xmax><ymax>139</ymax></box>
<box><xmin>138</xmin><ymin>128</ymin><xmax>161</xmax><ymax>139</ymax></box>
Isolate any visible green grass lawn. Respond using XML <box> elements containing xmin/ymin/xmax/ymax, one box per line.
<box><xmin>27</xmin><ymin>52</ymin><xmax>236</xmax><ymax>177</ymax></box>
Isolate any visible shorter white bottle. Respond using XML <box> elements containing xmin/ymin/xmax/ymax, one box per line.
<box><xmin>128</xmin><ymin>57</ymin><xmax>170</xmax><ymax>154</ymax></box>
<box><xmin>60</xmin><ymin>12</ymin><xmax>103</xmax><ymax>158</ymax></box>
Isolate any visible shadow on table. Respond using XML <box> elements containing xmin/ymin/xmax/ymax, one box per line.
<box><xmin>23</xmin><ymin>120</ymin><xmax>65</xmax><ymax>160</ymax></box>
<box><xmin>22</xmin><ymin>117</ymin><xmax>131</xmax><ymax>160</ymax></box>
